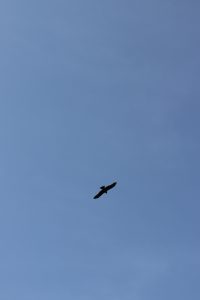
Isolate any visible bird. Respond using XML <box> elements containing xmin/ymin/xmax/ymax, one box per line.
<box><xmin>93</xmin><ymin>181</ymin><xmax>117</xmax><ymax>199</ymax></box>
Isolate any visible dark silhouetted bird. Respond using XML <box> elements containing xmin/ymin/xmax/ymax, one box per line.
<box><xmin>93</xmin><ymin>181</ymin><xmax>117</xmax><ymax>199</ymax></box>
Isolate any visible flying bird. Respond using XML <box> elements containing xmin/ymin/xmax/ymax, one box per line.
<box><xmin>93</xmin><ymin>181</ymin><xmax>117</xmax><ymax>199</ymax></box>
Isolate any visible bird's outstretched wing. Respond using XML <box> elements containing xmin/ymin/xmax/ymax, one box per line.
<box><xmin>93</xmin><ymin>189</ymin><xmax>105</xmax><ymax>199</ymax></box>
<box><xmin>106</xmin><ymin>181</ymin><xmax>117</xmax><ymax>191</ymax></box>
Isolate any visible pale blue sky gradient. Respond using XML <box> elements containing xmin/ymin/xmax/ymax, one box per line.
<box><xmin>0</xmin><ymin>1</ymin><xmax>200</xmax><ymax>299</ymax></box>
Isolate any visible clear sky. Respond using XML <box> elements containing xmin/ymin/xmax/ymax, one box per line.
<box><xmin>0</xmin><ymin>1</ymin><xmax>199</xmax><ymax>299</ymax></box>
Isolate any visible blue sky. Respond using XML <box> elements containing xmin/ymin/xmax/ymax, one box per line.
<box><xmin>0</xmin><ymin>0</ymin><xmax>200</xmax><ymax>299</ymax></box>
